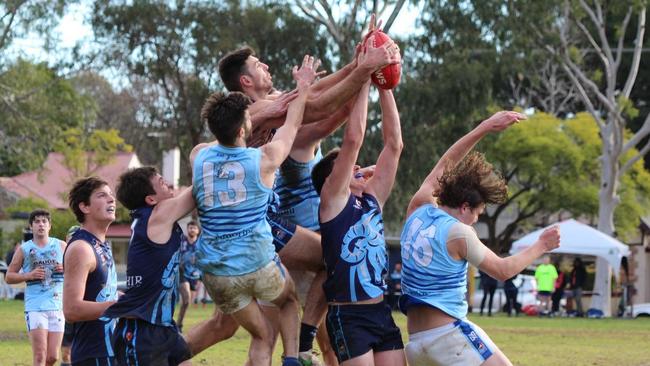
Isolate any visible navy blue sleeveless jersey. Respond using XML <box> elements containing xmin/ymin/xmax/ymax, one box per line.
<box><xmin>180</xmin><ymin>236</ymin><xmax>201</xmax><ymax>281</ymax></box>
<box><xmin>320</xmin><ymin>193</ymin><xmax>388</xmax><ymax>303</ymax></box>
<box><xmin>65</xmin><ymin>229</ymin><xmax>118</xmax><ymax>363</ymax></box>
<box><xmin>104</xmin><ymin>205</ymin><xmax>181</xmax><ymax>326</ymax></box>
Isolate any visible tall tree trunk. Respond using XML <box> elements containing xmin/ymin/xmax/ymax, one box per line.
<box><xmin>592</xmin><ymin>126</ymin><xmax>619</xmax><ymax>316</ymax></box>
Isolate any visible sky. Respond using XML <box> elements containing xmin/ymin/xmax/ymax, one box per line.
<box><xmin>8</xmin><ymin>1</ymin><xmax>423</xmax><ymax>71</ymax></box>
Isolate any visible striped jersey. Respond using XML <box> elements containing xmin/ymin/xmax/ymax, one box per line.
<box><xmin>274</xmin><ymin>148</ymin><xmax>322</xmax><ymax>231</ymax></box>
<box><xmin>192</xmin><ymin>144</ymin><xmax>275</xmax><ymax>276</ymax></box>
<box><xmin>400</xmin><ymin>204</ymin><xmax>469</xmax><ymax>319</ymax></box>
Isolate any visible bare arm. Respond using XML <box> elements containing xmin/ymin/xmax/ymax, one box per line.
<box><xmin>447</xmin><ymin>226</ymin><xmax>560</xmax><ymax>282</ymax></box>
<box><xmin>365</xmin><ymin>89</ymin><xmax>403</xmax><ymax>208</ymax></box>
<box><xmin>477</xmin><ymin>227</ymin><xmax>560</xmax><ymax>281</ymax></box>
<box><xmin>148</xmin><ymin>186</ymin><xmax>196</xmax><ymax>244</ymax></box>
<box><xmin>63</xmin><ymin>241</ymin><xmax>116</xmax><ymax>322</ymax></box>
<box><xmin>319</xmin><ymin>81</ymin><xmax>371</xmax><ymax>222</ymax></box>
<box><xmin>407</xmin><ymin>111</ymin><xmax>526</xmax><ymax>217</ymax></box>
<box><xmin>260</xmin><ymin>55</ymin><xmax>319</xmax><ymax>187</ymax></box>
<box><xmin>309</xmin><ymin>56</ymin><xmax>357</xmax><ymax>96</ymax></box>
<box><xmin>248</xmin><ymin>60</ymin><xmax>354</xmax><ymax>131</ymax></box>
<box><xmin>5</xmin><ymin>246</ymin><xmax>44</xmax><ymax>284</ymax></box>
<box><xmin>303</xmin><ymin>36</ymin><xmax>400</xmax><ymax>123</ymax></box>
<box><xmin>290</xmin><ymin>102</ymin><xmax>352</xmax><ymax>162</ymax></box>
<box><xmin>248</xmin><ymin>91</ymin><xmax>299</xmax><ymax>132</ymax></box>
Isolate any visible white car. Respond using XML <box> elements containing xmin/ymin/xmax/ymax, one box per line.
<box><xmin>628</xmin><ymin>303</ymin><xmax>650</xmax><ymax>318</ymax></box>
<box><xmin>471</xmin><ymin>274</ymin><xmax>538</xmax><ymax>314</ymax></box>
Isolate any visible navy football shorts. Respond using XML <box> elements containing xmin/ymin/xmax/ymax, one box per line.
<box><xmin>326</xmin><ymin>301</ymin><xmax>404</xmax><ymax>362</ymax></box>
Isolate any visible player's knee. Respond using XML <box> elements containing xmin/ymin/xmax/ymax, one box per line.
<box><xmin>209</xmin><ymin>313</ymin><xmax>238</xmax><ymax>338</ymax></box>
<box><xmin>46</xmin><ymin>355</ymin><xmax>59</xmax><ymax>366</ymax></box>
<box><xmin>220</xmin><ymin>317</ymin><xmax>239</xmax><ymax>338</ymax></box>
<box><xmin>33</xmin><ymin>353</ymin><xmax>46</xmax><ymax>364</ymax></box>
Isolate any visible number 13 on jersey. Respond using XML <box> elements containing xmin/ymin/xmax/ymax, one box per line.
<box><xmin>202</xmin><ymin>161</ymin><xmax>247</xmax><ymax>206</ymax></box>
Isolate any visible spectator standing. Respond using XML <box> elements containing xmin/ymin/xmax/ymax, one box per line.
<box><xmin>535</xmin><ymin>256</ymin><xmax>558</xmax><ymax>315</ymax></box>
<box><xmin>479</xmin><ymin>270</ymin><xmax>498</xmax><ymax>316</ymax></box>
<box><xmin>570</xmin><ymin>257</ymin><xmax>586</xmax><ymax>317</ymax></box>
<box><xmin>617</xmin><ymin>257</ymin><xmax>633</xmax><ymax>317</ymax></box>
<box><xmin>504</xmin><ymin>275</ymin><xmax>519</xmax><ymax>316</ymax></box>
<box><xmin>551</xmin><ymin>261</ymin><xmax>568</xmax><ymax>315</ymax></box>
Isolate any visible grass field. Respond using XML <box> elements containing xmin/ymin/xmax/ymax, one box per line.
<box><xmin>1</xmin><ymin>300</ymin><xmax>649</xmax><ymax>366</ymax></box>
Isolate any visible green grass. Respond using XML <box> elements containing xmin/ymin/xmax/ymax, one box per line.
<box><xmin>1</xmin><ymin>300</ymin><xmax>649</xmax><ymax>365</ymax></box>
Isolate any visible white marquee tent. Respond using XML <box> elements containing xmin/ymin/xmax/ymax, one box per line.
<box><xmin>510</xmin><ymin>219</ymin><xmax>630</xmax><ymax>276</ymax></box>
<box><xmin>511</xmin><ymin>219</ymin><xmax>631</xmax><ymax>316</ymax></box>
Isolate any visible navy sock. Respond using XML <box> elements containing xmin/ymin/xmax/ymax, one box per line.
<box><xmin>283</xmin><ymin>356</ymin><xmax>301</xmax><ymax>366</ymax></box>
<box><xmin>299</xmin><ymin>322</ymin><xmax>319</xmax><ymax>353</ymax></box>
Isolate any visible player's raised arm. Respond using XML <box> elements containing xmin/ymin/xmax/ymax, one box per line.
<box><xmin>406</xmin><ymin>111</ymin><xmax>526</xmax><ymax>217</ymax></box>
<box><xmin>296</xmin><ymin>13</ymin><xmax>377</xmax><ymax>101</ymax></box>
<box><xmin>318</xmin><ymin>81</ymin><xmax>371</xmax><ymax>220</ymax></box>
<box><xmin>365</xmin><ymin>88</ymin><xmax>403</xmax><ymax>208</ymax></box>
<box><xmin>248</xmin><ymin>90</ymin><xmax>299</xmax><ymax>131</ymax></box>
<box><xmin>290</xmin><ymin>101</ymin><xmax>352</xmax><ymax>162</ymax></box>
<box><xmin>303</xmin><ymin>34</ymin><xmax>399</xmax><ymax>123</ymax></box>
<box><xmin>260</xmin><ymin>55</ymin><xmax>319</xmax><ymax>183</ymax></box>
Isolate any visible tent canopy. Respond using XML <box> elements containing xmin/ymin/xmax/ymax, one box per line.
<box><xmin>510</xmin><ymin>219</ymin><xmax>630</xmax><ymax>274</ymax></box>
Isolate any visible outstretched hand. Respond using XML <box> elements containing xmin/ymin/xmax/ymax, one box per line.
<box><xmin>367</xmin><ymin>13</ymin><xmax>383</xmax><ymax>35</ymax></box>
<box><xmin>358</xmin><ymin>35</ymin><xmax>401</xmax><ymax>70</ymax></box>
<box><xmin>292</xmin><ymin>54</ymin><xmax>325</xmax><ymax>88</ymax></box>
<box><xmin>481</xmin><ymin>111</ymin><xmax>527</xmax><ymax>132</ymax></box>
<box><xmin>265</xmin><ymin>90</ymin><xmax>299</xmax><ymax>119</ymax></box>
<box><xmin>539</xmin><ymin>226</ymin><xmax>561</xmax><ymax>252</ymax></box>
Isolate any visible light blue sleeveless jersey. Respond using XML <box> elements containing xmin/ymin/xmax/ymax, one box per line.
<box><xmin>21</xmin><ymin>238</ymin><xmax>64</xmax><ymax>312</ymax></box>
<box><xmin>400</xmin><ymin>204</ymin><xmax>469</xmax><ymax>319</ymax></box>
<box><xmin>274</xmin><ymin>148</ymin><xmax>322</xmax><ymax>231</ymax></box>
<box><xmin>193</xmin><ymin>144</ymin><xmax>275</xmax><ymax>276</ymax></box>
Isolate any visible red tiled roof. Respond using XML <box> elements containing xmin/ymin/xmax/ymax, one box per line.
<box><xmin>107</xmin><ymin>223</ymin><xmax>132</xmax><ymax>238</ymax></box>
<box><xmin>0</xmin><ymin>152</ymin><xmax>141</xmax><ymax>209</ymax></box>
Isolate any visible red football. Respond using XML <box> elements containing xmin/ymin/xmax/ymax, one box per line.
<box><xmin>364</xmin><ymin>30</ymin><xmax>401</xmax><ymax>90</ymax></box>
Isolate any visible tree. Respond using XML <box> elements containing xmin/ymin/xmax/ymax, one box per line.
<box><xmin>0</xmin><ymin>59</ymin><xmax>88</xmax><ymax>176</ymax></box>
<box><xmin>69</xmin><ymin>72</ymin><xmax>161</xmax><ymax>163</ymax></box>
<box><xmin>91</xmin><ymin>0</ymin><xmax>330</xmax><ymax>182</ymax></box>
<box><xmin>480</xmin><ymin>112</ymin><xmax>600</xmax><ymax>254</ymax></box>
<box><xmin>563</xmin><ymin>113</ymin><xmax>650</xmax><ymax>238</ymax></box>
<box><xmin>5</xmin><ymin>197</ymin><xmax>78</xmax><ymax>244</ymax></box>
<box><xmin>516</xmin><ymin>0</ymin><xmax>650</xmax><ymax>315</ymax></box>
<box><xmin>0</xmin><ymin>0</ymin><xmax>72</xmax><ymax>63</ymax></box>
<box><xmin>364</xmin><ymin>0</ymin><xmax>505</xmax><ymax>233</ymax></box>
<box><xmin>294</xmin><ymin>0</ymin><xmax>407</xmax><ymax>65</ymax></box>
<box><xmin>54</xmin><ymin>127</ymin><xmax>133</xmax><ymax>181</ymax></box>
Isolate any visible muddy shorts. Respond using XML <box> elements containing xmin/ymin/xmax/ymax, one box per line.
<box><xmin>202</xmin><ymin>255</ymin><xmax>286</xmax><ymax>314</ymax></box>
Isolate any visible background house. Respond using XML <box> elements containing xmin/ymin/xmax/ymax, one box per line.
<box><xmin>0</xmin><ymin>151</ymin><xmax>142</xmax><ymax>270</ymax></box>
